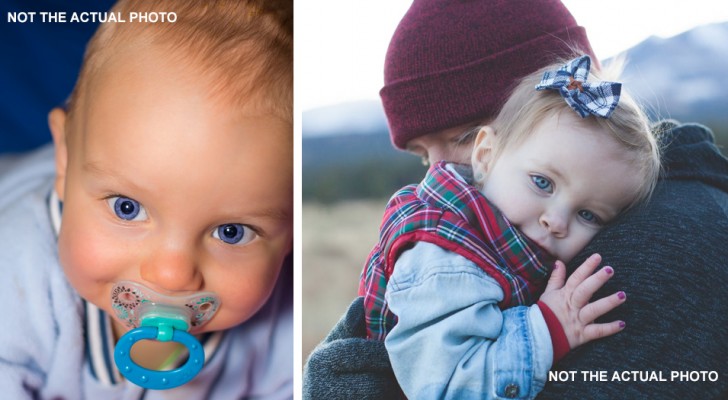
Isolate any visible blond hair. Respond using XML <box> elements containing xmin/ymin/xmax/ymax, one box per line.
<box><xmin>477</xmin><ymin>56</ymin><xmax>660</xmax><ymax>209</ymax></box>
<box><xmin>67</xmin><ymin>0</ymin><xmax>292</xmax><ymax>123</ymax></box>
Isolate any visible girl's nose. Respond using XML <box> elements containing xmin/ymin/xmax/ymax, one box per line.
<box><xmin>539</xmin><ymin>212</ymin><xmax>568</xmax><ymax>238</ymax></box>
<box><xmin>139</xmin><ymin>244</ymin><xmax>203</xmax><ymax>293</ymax></box>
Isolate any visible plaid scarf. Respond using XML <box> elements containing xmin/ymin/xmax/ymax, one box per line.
<box><xmin>358</xmin><ymin>162</ymin><xmax>555</xmax><ymax>341</ymax></box>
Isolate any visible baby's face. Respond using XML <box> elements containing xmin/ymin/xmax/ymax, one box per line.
<box><xmin>477</xmin><ymin>111</ymin><xmax>642</xmax><ymax>262</ymax></box>
<box><xmin>51</xmin><ymin>48</ymin><xmax>292</xmax><ymax>335</ymax></box>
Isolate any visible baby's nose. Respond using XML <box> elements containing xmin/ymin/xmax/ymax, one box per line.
<box><xmin>139</xmin><ymin>246</ymin><xmax>203</xmax><ymax>292</ymax></box>
<box><xmin>539</xmin><ymin>213</ymin><xmax>568</xmax><ymax>238</ymax></box>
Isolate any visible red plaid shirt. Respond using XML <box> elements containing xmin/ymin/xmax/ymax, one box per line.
<box><xmin>359</xmin><ymin>162</ymin><xmax>555</xmax><ymax>341</ymax></box>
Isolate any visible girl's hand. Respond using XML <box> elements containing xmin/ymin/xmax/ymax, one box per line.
<box><xmin>538</xmin><ymin>253</ymin><xmax>626</xmax><ymax>349</ymax></box>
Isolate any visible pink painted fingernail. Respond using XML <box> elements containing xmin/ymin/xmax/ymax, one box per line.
<box><xmin>619</xmin><ymin>321</ymin><xmax>626</xmax><ymax>329</ymax></box>
<box><xmin>604</xmin><ymin>266</ymin><xmax>614</xmax><ymax>275</ymax></box>
<box><xmin>617</xmin><ymin>291</ymin><xmax>626</xmax><ymax>300</ymax></box>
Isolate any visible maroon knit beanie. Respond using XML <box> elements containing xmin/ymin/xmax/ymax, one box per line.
<box><xmin>381</xmin><ymin>0</ymin><xmax>597</xmax><ymax>149</ymax></box>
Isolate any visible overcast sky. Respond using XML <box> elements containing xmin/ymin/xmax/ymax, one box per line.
<box><xmin>297</xmin><ymin>0</ymin><xmax>728</xmax><ymax>112</ymax></box>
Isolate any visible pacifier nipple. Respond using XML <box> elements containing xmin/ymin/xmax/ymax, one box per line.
<box><xmin>111</xmin><ymin>281</ymin><xmax>221</xmax><ymax>390</ymax></box>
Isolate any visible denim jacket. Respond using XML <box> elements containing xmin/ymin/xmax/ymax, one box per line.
<box><xmin>385</xmin><ymin>241</ymin><xmax>553</xmax><ymax>399</ymax></box>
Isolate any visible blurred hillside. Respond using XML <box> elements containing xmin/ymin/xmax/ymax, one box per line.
<box><xmin>302</xmin><ymin>132</ymin><xmax>424</xmax><ymax>203</ymax></box>
<box><xmin>303</xmin><ymin>22</ymin><xmax>728</xmax><ymax>203</ymax></box>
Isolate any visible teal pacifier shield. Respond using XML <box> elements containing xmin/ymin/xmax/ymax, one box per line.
<box><xmin>114</xmin><ymin>326</ymin><xmax>205</xmax><ymax>390</ymax></box>
<box><xmin>110</xmin><ymin>281</ymin><xmax>220</xmax><ymax>330</ymax></box>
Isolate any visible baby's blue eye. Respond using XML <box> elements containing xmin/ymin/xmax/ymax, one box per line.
<box><xmin>578</xmin><ymin>210</ymin><xmax>602</xmax><ymax>225</ymax></box>
<box><xmin>213</xmin><ymin>224</ymin><xmax>256</xmax><ymax>245</ymax></box>
<box><xmin>107</xmin><ymin>196</ymin><xmax>147</xmax><ymax>221</ymax></box>
<box><xmin>531</xmin><ymin>175</ymin><xmax>553</xmax><ymax>193</ymax></box>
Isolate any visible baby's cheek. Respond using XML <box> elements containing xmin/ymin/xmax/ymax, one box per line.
<box><xmin>58</xmin><ymin>223</ymin><xmax>124</xmax><ymax>286</ymax></box>
<box><xmin>562</xmin><ymin>229</ymin><xmax>599</xmax><ymax>263</ymax></box>
<box><xmin>213</xmin><ymin>259</ymin><xmax>283</xmax><ymax>329</ymax></box>
<box><xmin>494</xmin><ymin>196</ymin><xmax>532</xmax><ymax>226</ymax></box>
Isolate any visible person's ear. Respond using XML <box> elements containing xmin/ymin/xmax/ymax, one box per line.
<box><xmin>48</xmin><ymin>107</ymin><xmax>68</xmax><ymax>201</ymax></box>
<box><xmin>471</xmin><ymin>126</ymin><xmax>496</xmax><ymax>182</ymax></box>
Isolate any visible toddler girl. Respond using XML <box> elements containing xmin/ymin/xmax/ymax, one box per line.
<box><xmin>359</xmin><ymin>55</ymin><xmax>660</xmax><ymax>399</ymax></box>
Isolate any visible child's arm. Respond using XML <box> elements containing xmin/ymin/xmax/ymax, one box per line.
<box><xmin>384</xmin><ymin>242</ymin><xmax>555</xmax><ymax>399</ymax></box>
<box><xmin>538</xmin><ymin>253</ymin><xmax>626</xmax><ymax>351</ymax></box>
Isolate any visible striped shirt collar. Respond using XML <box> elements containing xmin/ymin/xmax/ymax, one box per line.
<box><xmin>49</xmin><ymin>191</ymin><xmax>224</xmax><ymax>386</ymax></box>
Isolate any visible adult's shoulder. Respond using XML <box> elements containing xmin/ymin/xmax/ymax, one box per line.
<box><xmin>653</xmin><ymin>120</ymin><xmax>728</xmax><ymax>193</ymax></box>
<box><xmin>652</xmin><ymin>119</ymin><xmax>715</xmax><ymax>145</ymax></box>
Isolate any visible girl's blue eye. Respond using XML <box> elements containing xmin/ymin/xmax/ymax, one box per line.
<box><xmin>531</xmin><ymin>175</ymin><xmax>553</xmax><ymax>193</ymax></box>
<box><xmin>213</xmin><ymin>224</ymin><xmax>256</xmax><ymax>245</ymax></box>
<box><xmin>578</xmin><ymin>210</ymin><xmax>602</xmax><ymax>225</ymax></box>
<box><xmin>107</xmin><ymin>196</ymin><xmax>147</xmax><ymax>221</ymax></box>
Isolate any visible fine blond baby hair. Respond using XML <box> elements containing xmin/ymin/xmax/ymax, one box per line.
<box><xmin>66</xmin><ymin>0</ymin><xmax>293</xmax><ymax>124</ymax></box>
<box><xmin>476</xmin><ymin>56</ymin><xmax>660</xmax><ymax>210</ymax></box>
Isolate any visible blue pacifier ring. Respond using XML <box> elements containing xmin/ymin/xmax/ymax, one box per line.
<box><xmin>114</xmin><ymin>326</ymin><xmax>205</xmax><ymax>390</ymax></box>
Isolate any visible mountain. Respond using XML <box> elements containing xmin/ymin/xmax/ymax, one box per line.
<box><xmin>619</xmin><ymin>22</ymin><xmax>728</xmax><ymax>123</ymax></box>
<box><xmin>302</xmin><ymin>100</ymin><xmax>388</xmax><ymax>138</ymax></box>
<box><xmin>303</xmin><ymin>22</ymin><xmax>728</xmax><ymax>202</ymax></box>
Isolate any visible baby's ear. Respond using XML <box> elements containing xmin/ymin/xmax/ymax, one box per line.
<box><xmin>471</xmin><ymin>126</ymin><xmax>496</xmax><ymax>182</ymax></box>
<box><xmin>48</xmin><ymin>108</ymin><xmax>68</xmax><ymax>201</ymax></box>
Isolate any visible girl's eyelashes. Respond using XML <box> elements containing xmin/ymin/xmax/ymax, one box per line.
<box><xmin>107</xmin><ymin>196</ymin><xmax>148</xmax><ymax>221</ymax></box>
<box><xmin>578</xmin><ymin>210</ymin><xmax>604</xmax><ymax>226</ymax></box>
<box><xmin>213</xmin><ymin>223</ymin><xmax>258</xmax><ymax>245</ymax></box>
<box><xmin>530</xmin><ymin>174</ymin><xmax>553</xmax><ymax>193</ymax></box>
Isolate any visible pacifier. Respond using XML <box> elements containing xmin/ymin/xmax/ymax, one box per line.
<box><xmin>111</xmin><ymin>281</ymin><xmax>220</xmax><ymax>390</ymax></box>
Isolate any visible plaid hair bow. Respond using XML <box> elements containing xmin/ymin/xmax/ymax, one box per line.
<box><xmin>535</xmin><ymin>55</ymin><xmax>621</xmax><ymax>118</ymax></box>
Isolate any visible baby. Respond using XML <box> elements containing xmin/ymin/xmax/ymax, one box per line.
<box><xmin>0</xmin><ymin>0</ymin><xmax>292</xmax><ymax>398</ymax></box>
<box><xmin>359</xmin><ymin>55</ymin><xmax>660</xmax><ymax>398</ymax></box>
